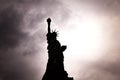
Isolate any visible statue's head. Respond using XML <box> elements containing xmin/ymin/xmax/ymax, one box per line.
<box><xmin>51</xmin><ymin>31</ymin><xmax>57</xmax><ymax>39</ymax></box>
<box><xmin>51</xmin><ymin>32</ymin><xmax>57</xmax><ymax>37</ymax></box>
<box><xmin>47</xmin><ymin>31</ymin><xmax>58</xmax><ymax>41</ymax></box>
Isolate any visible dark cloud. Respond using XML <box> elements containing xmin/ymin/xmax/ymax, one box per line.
<box><xmin>0</xmin><ymin>5</ymin><xmax>25</xmax><ymax>48</ymax></box>
<box><xmin>0</xmin><ymin>0</ymin><xmax>71</xmax><ymax>80</ymax></box>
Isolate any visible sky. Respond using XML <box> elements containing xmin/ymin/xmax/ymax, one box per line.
<box><xmin>0</xmin><ymin>0</ymin><xmax>120</xmax><ymax>80</ymax></box>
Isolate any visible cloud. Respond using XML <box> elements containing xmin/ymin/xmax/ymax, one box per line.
<box><xmin>1</xmin><ymin>0</ymin><xmax>120</xmax><ymax>80</ymax></box>
<box><xmin>0</xmin><ymin>5</ymin><xmax>25</xmax><ymax>48</ymax></box>
<box><xmin>0</xmin><ymin>0</ymin><xmax>72</xmax><ymax>80</ymax></box>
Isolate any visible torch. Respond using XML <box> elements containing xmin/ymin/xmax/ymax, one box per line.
<box><xmin>47</xmin><ymin>18</ymin><xmax>51</xmax><ymax>34</ymax></box>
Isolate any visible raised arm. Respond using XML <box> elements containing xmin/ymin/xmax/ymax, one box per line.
<box><xmin>47</xmin><ymin>18</ymin><xmax>51</xmax><ymax>34</ymax></box>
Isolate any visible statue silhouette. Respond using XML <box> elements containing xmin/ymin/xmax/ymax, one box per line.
<box><xmin>42</xmin><ymin>18</ymin><xmax>73</xmax><ymax>80</ymax></box>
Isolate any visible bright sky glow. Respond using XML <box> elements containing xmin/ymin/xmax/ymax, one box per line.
<box><xmin>58</xmin><ymin>14</ymin><xmax>104</xmax><ymax>62</ymax></box>
<box><xmin>55</xmin><ymin>14</ymin><xmax>108</xmax><ymax>77</ymax></box>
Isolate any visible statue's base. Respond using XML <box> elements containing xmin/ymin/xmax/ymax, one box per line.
<box><xmin>42</xmin><ymin>70</ymin><xmax>74</xmax><ymax>80</ymax></box>
<box><xmin>67</xmin><ymin>77</ymin><xmax>74</xmax><ymax>80</ymax></box>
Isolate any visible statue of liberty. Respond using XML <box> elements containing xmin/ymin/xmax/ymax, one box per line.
<box><xmin>42</xmin><ymin>18</ymin><xmax>73</xmax><ymax>80</ymax></box>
